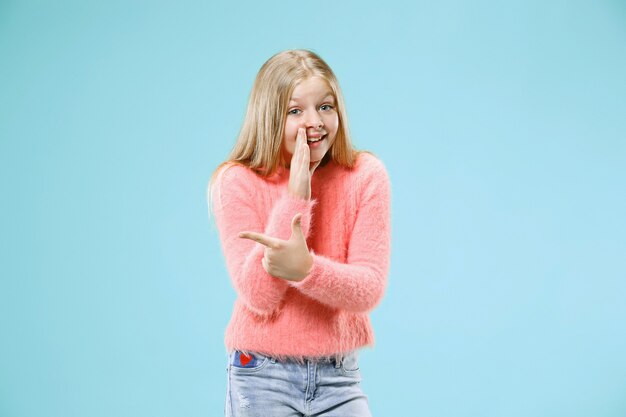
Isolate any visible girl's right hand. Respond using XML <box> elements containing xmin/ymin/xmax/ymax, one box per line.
<box><xmin>288</xmin><ymin>128</ymin><xmax>321</xmax><ymax>200</ymax></box>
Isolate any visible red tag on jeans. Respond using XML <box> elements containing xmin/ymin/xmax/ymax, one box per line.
<box><xmin>240</xmin><ymin>353</ymin><xmax>252</xmax><ymax>367</ymax></box>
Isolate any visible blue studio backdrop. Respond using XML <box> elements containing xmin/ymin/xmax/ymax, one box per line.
<box><xmin>1</xmin><ymin>1</ymin><xmax>625</xmax><ymax>416</ymax></box>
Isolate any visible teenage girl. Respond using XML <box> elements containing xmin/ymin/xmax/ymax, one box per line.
<box><xmin>208</xmin><ymin>49</ymin><xmax>391</xmax><ymax>417</ymax></box>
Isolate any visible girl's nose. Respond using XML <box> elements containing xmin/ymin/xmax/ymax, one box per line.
<box><xmin>305</xmin><ymin>116</ymin><xmax>324</xmax><ymax>129</ymax></box>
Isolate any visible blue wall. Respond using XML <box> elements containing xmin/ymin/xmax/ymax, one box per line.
<box><xmin>1</xmin><ymin>1</ymin><xmax>625</xmax><ymax>416</ymax></box>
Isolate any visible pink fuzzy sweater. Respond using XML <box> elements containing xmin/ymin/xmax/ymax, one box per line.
<box><xmin>210</xmin><ymin>152</ymin><xmax>391</xmax><ymax>362</ymax></box>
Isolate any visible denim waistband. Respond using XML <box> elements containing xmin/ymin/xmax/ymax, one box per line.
<box><xmin>229</xmin><ymin>349</ymin><xmax>358</xmax><ymax>368</ymax></box>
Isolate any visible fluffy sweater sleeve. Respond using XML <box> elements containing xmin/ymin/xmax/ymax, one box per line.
<box><xmin>289</xmin><ymin>158</ymin><xmax>391</xmax><ymax>312</ymax></box>
<box><xmin>210</xmin><ymin>164</ymin><xmax>317</xmax><ymax>318</ymax></box>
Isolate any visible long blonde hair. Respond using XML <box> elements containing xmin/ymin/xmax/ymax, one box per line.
<box><xmin>208</xmin><ymin>49</ymin><xmax>364</xmax><ymax>216</ymax></box>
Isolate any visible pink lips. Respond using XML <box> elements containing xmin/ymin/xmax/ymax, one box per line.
<box><xmin>307</xmin><ymin>135</ymin><xmax>326</xmax><ymax>143</ymax></box>
<box><xmin>307</xmin><ymin>130</ymin><xmax>326</xmax><ymax>139</ymax></box>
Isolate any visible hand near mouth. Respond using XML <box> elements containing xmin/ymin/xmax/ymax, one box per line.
<box><xmin>288</xmin><ymin>128</ymin><xmax>321</xmax><ymax>200</ymax></box>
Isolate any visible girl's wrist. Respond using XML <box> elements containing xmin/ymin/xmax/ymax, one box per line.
<box><xmin>287</xmin><ymin>189</ymin><xmax>310</xmax><ymax>201</ymax></box>
<box><xmin>294</xmin><ymin>253</ymin><xmax>314</xmax><ymax>282</ymax></box>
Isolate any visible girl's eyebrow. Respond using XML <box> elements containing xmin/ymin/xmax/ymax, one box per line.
<box><xmin>289</xmin><ymin>94</ymin><xmax>335</xmax><ymax>103</ymax></box>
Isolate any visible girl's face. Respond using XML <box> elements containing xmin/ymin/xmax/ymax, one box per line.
<box><xmin>282</xmin><ymin>76</ymin><xmax>339</xmax><ymax>166</ymax></box>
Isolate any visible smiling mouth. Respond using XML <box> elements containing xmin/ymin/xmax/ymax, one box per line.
<box><xmin>307</xmin><ymin>134</ymin><xmax>327</xmax><ymax>143</ymax></box>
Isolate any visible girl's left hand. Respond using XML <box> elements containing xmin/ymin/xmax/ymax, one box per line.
<box><xmin>238</xmin><ymin>213</ymin><xmax>313</xmax><ymax>282</ymax></box>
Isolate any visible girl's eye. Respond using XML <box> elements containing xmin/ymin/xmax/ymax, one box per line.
<box><xmin>320</xmin><ymin>104</ymin><xmax>334</xmax><ymax>111</ymax></box>
<box><xmin>288</xmin><ymin>109</ymin><xmax>301</xmax><ymax>115</ymax></box>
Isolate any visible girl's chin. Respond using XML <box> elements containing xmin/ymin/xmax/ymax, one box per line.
<box><xmin>310</xmin><ymin>151</ymin><xmax>328</xmax><ymax>162</ymax></box>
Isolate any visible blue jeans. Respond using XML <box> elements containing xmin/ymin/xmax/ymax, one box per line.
<box><xmin>225</xmin><ymin>350</ymin><xmax>372</xmax><ymax>416</ymax></box>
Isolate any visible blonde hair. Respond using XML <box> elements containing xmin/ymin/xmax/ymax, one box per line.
<box><xmin>207</xmin><ymin>49</ymin><xmax>365</xmax><ymax>217</ymax></box>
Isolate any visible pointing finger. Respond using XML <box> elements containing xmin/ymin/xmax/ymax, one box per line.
<box><xmin>238</xmin><ymin>231</ymin><xmax>280</xmax><ymax>249</ymax></box>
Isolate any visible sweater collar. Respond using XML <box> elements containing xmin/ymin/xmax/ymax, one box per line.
<box><xmin>274</xmin><ymin>158</ymin><xmax>335</xmax><ymax>182</ymax></box>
